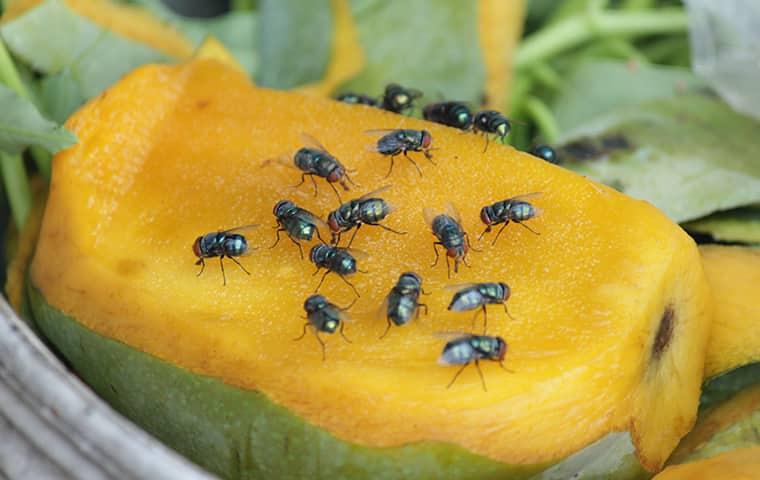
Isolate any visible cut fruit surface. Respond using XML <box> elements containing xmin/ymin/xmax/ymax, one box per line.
<box><xmin>654</xmin><ymin>446</ymin><xmax>760</xmax><ymax>480</ymax></box>
<box><xmin>700</xmin><ymin>246</ymin><xmax>760</xmax><ymax>378</ymax></box>
<box><xmin>30</xmin><ymin>58</ymin><xmax>712</xmax><ymax>475</ymax></box>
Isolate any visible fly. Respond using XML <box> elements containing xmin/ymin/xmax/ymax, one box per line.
<box><xmin>479</xmin><ymin>193</ymin><xmax>542</xmax><ymax>245</ymax></box>
<box><xmin>192</xmin><ymin>224</ymin><xmax>258</xmax><ymax>285</ymax></box>
<box><xmin>327</xmin><ymin>185</ymin><xmax>406</xmax><ymax>247</ymax></box>
<box><xmin>295</xmin><ymin>294</ymin><xmax>354</xmax><ymax>360</ymax></box>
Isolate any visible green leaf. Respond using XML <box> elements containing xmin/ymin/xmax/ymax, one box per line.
<box><xmin>684</xmin><ymin>206</ymin><xmax>760</xmax><ymax>245</ymax></box>
<box><xmin>256</xmin><ymin>0</ymin><xmax>331</xmax><ymax>88</ymax></box>
<box><xmin>341</xmin><ymin>0</ymin><xmax>485</xmax><ymax>104</ymax></box>
<box><xmin>38</xmin><ymin>69</ymin><xmax>87</xmax><ymax>124</ymax></box>
<box><xmin>128</xmin><ymin>0</ymin><xmax>258</xmax><ymax>77</ymax></box>
<box><xmin>0</xmin><ymin>83</ymin><xmax>76</xmax><ymax>155</ymax></box>
<box><xmin>700</xmin><ymin>363</ymin><xmax>760</xmax><ymax>413</ymax></box>
<box><xmin>0</xmin><ymin>0</ymin><xmax>167</xmax><ymax>100</ymax></box>
<box><xmin>552</xmin><ymin>61</ymin><xmax>705</xmax><ymax>134</ymax></box>
<box><xmin>557</xmin><ymin>93</ymin><xmax>760</xmax><ymax>223</ymax></box>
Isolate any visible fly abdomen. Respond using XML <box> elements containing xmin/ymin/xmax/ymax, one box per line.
<box><xmin>448</xmin><ymin>288</ymin><xmax>485</xmax><ymax>312</ymax></box>
<box><xmin>223</xmin><ymin>234</ymin><xmax>248</xmax><ymax>256</ymax></box>
<box><xmin>439</xmin><ymin>340</ymin><xmax>476</xmax><ymax>365</ymax></box>
<box><xmin>388</xmin><ymin>295</ymin><xmax>417</xmax><ymax>326</ymax></box>
<box><xmin>358</xmin><ymin>199</ymin><xmax>390</xmax><ymax>223</ymax></box>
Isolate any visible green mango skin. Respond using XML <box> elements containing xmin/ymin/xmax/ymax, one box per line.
<box><xmin>28</xmin><ymin>284</ymin><xmax>649</xmax><ymax>480</ymax></box>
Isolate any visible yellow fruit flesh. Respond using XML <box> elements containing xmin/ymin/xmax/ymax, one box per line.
<box><xmin>478</xmin><ymin>0</ymin><xmax>526</xmax><ymax>110</ymax></box>
<box><xmin>2</xmin><ymin>0</ymin><xmax>194</xmax><ymax>59</ymax></box>
<box><xmin>31</xmin><ymin>59</ymin><xmax>711</xmax><ymax>470</ymax></box>
<box><xmin>654</xmin><ymin>446</ymin><xmax>760</xmax><ymax>480</ymax></box>
<box><xmin>701</xmin><ymin>246</ymin><xmax>760</xmax><ymax>378</ymax></box>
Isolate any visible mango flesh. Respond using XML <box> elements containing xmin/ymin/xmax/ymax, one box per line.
<box><xmin>653</xmin><ymin>446</ymin><xmax>760</xmax><ymax>480</ymax></box>
<box><xmin>30</xmin><ymin>58</ymin><xmax>712</xmax><ymax>474</ymax></box>
<box><xmin>700</xmin><ymin>246</ymin><xmax>760</xmax><ymax>378</ymax></box>
<box><xmin>2</xmin><ymin>0</ymin><xmax>194</xmax><ymax>58</ymax></box>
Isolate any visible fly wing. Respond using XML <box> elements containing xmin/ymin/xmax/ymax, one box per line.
<box><xmin>443</xmin><ymin>202</ymin><xmax>463</xmax><ymax>224</ymax></box>
<box><xmin>422</xmin><ymin>207</ymin><xmax>441</xmax><ymax>228</ymax></box>
<box><xmin>221</xmin><ymin>224</ymin><xmax>259</xmax><ymax>235</ymax></box>
<box><xmin>260</xmin><ymin>153</ymin><xmax>296</xmax><ymax>170</ymax></box>
<box><xmin>342</xmin><ymin>247</ymin><xmax>370</xmax><ymax>262</ymax></box>
<box><xmin>506</xmin><ymin>192</ymin><xmax>542</xmax><ymax>203</ymax></box>
<box><xmin>356</xmin><ymin>184</ymin><xmax>393</xmax><ymax>201</ymax></box>
<box><xmin>296</xmin><ymin>208</ymin><xmax>329</xmax><ymax>231</ymax></box>
<box><xmin>442</xmin><ymin>283</ymin><xmax>480</xmax><ymax>292</ymax></box>
<box><xmin>299</xmin><ymin>132</ymin><xmax>330</xmax><ymax>153</ymax></box>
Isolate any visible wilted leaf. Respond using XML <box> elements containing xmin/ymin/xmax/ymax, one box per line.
<box><xmin>684</xmin><ymin>206</ymin><xmax>760</xmax><ymax>245</ymax></box>
<box><xmin>558</xmin><ymin>93</ymin><xmax>760</xmax><ymax>223</ymax></box>
<box><xmin>256</xmin><ymin>0</ymin><xmax>332</xmax><ymax>88</ymax></box>
<box><xmin>552</xmin><ymin>61</ymin><xmax>705</xmax><ymax>134</ymax></box>
<box><xmin>1</xmin><ymin>0</ymin><xmax>167</xmax><ymax>100</ymax></box>
<box><xmin>0</xmin><ymin>83</ymin><xmax>76</xmax><ymax>154</ymax></box>
<box><xmin>340</xmin><ymin>0</ymin><xmax>485</xmax><ymax>104</ymax></box>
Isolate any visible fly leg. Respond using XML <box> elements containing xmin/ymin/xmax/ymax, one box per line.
<box><xmin>482</xmin><ymin>132</ymin><xmax>490</xmax><ymax>153</ymax></box>
<box><xmin>492</xmin><ymin>221</ymin><xmax>510</xmax><ymax>245</ymax></box>
<box><xmin>368</xmin><ymin>222</ymin><xmax>407</xmax><ymax>236</ymax></box>
<box><xmin>195</xmin><ymin>258</ymin><xmax>206</xmax><ymax>277</ymax></box>
<box><xmin>503</xmin><ymin>302</ymin><xmax>516</xmax><ymax>321</ymax></box>
<box><xmin>314</xmin><ymin>331</ymin><xmax>327</xmax><ymax>361</ymax></box>
<box><xmin>314</xmin><ymin>270</ymin><xmax>330</xmax><ymax>292</ymax></box>
<box><xmin>339</xmin><ymin>274</ymin><xmax>361</xmax><ymax>298</ymax></box>
<box><xmin>228</xmin><ymin>256</ymin><xmax>251</xmax><ymax>276</ymax></box>
<box><xmin>423</xmin><ymin>148</ymin><xmax>436</xmax><ymax>165</ymax></box>
<box><xmin>465</xmin><ymin>232</ymin><xmax>481</xmax><ymax>252</ymax></box>
<box><xmin>431</xmin><ymin>242</ymin><xmax>443</xmax><ymax>267</ymax></box>
<box><xmin>219</xmin><ymin>256</ymin><xmax>227</xmax><ymax>286</ymax></box>
<box><xmin>474</xmin><ymin>359</ymin><xmax>487</xmax><ymax>391</ymax></box>
<box><xmin>478</xmin><ymin>225</ymin><xmax>492</xmax><ymax>241</ymax></box>
<box><xmin>328</xmin><ymin>181</ymin><xmax>343</xmax><ymax>203</ymax></box>
<box><xmin>472</xmin><ymin>304</ymin><xmax>488</xmax><ymax>333</ymax></box>
<box><xmin>403</xmin><ymin>151</ymin><xmax>423</xmax><ymax>177</ymax></box>
<box><xmin>339</xmin><ymin>321</ymin><xmax>352</xmax><ymax>343</ymax></box>
<box><xmin>516</xmin><ymin>221</ymin><xmax>541</xmax><ymax>236</ymax></box>
<box><xmin>446</xmin><ymin>362</ymin><xmax>470</xmax><ymax>389</ymax></box>
<box><xmin>270</xmin><ymin>227</ymin><xmax>284</xmax><ymax>249</ymax></box>
<box><xmin>293</xmin><ymin>322</ymin><xmax>311</xmax><ymax>341</ymax></box>
<box><xmin>417</xmin><ymin>303</ymin><xmax>429</xmax><ymax>318</ymax></box>
<box><xmin>345</xmin><ymin>224</ymin><xmax>361</xmax><ymax>248</ymax></box>
<box><xmin>378</xmin><ymin>319</ymin><xmax>393</xmax><ymax>340</ymax></box>
<box><xmin>384</xmin><ymin>155</ymin><xmax>396</xmax><ymax>179</ymax></box>
<box><xmin>287</xmin><ymin>235</ymin><xmax>305</xmax><ymax>260</ymax></box>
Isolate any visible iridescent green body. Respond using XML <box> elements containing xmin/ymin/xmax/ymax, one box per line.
<box><xmin>310</xmin><ymin>244</ymin><xmax>361</xmax><ymax>298</ymax></box>
<box><xmin>380</xmin><ymin>83</ymin><xmax>422</xmax><ymax>114</ymax></box>
<box><xmin>531</xmin><ymin>145</ymin><xmax>559</xmax><ymax>164</ymax></box>
<box><xmin>438</xmin><ymin>334</ymin><xmax>508</xmax><ymax>391</ymax></box>
<box><xmin>479</xmin><ymin>193</ymin><xmax>541</xmax><ymax>245</ymax></box>
<box><xmin>423</xmin><ymin>102</ymin><xmax>474</xmax><ymax>130</ymax></box>
<box><xmin>380</xmin><ymin>272</ymin><xmax>427</xmax><ymax>339</ymax></box>
<box><xmin>447</xmin><ymin>282</ymin><xmax>512</xmax><ymax>333</ymax></box>
<box><xmin>271</xmin><ymin>200</ymin><xmax>325</xmax><ymax>259</ymax></box>
<box><xmin>296</xmin><ymin>294</ymin><xmax>352</xmax><ymax>360</ymax></box>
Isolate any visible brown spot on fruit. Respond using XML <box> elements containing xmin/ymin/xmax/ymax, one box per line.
<box><xmin>652</xmin><ymin>306</ymin><xmax>675</xmax><ymax>361</ymax></box>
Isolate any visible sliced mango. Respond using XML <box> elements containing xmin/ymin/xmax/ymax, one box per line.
<box><xmin>670</xmin><ymin>383</ymin><xmax>760</xmax><ymax>464</ymax></box>
<box><xmin>700</xmin><ymin>246</ymin><xmax>760</xmax><ymax>378</ymax></box>
<box><xmin>2</xmin><ymin>0</ymin><xmax>194</xmax><ymax>59</ymax></box>
<box><xmin>30</xmin><ymin>58</ymin><xmax>712</xmax><ymax>477</ymax></box>
<box><xmin>654</xmin><ymin>446</ymin><xmax>760</xmax><ymax>480</ymax></box>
